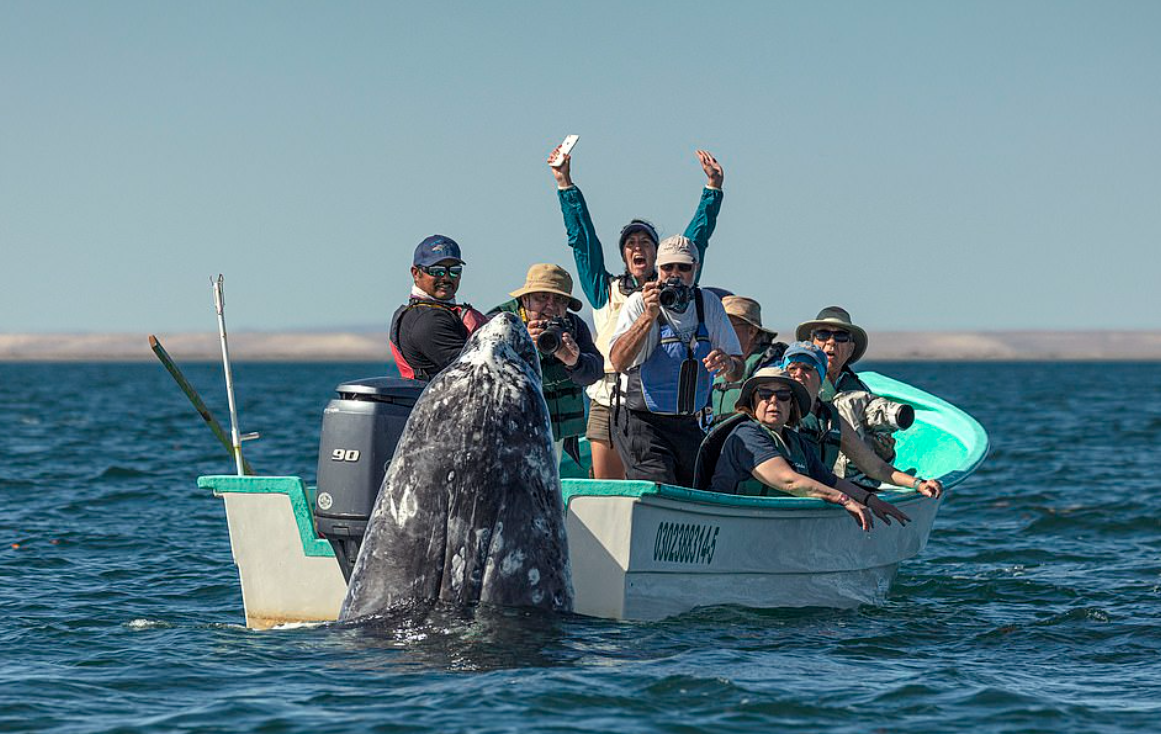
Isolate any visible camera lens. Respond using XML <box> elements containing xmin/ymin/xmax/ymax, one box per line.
<box><xmin>536</xmin><ymin>320</ymin><xmax>564</xmax><ymax>355</ymax></box>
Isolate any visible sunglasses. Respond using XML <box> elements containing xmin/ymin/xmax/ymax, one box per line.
<box><xmin>659</xmin><ymin>263</ymin><xmax>694</xmax><ymax>273</ymax></box>
<box><xmin>755</xmin><ymin>388</ymin><xmax>793</xmax><ymax>403</ymax></box>
<box><xmin>421</xmin><ymin>265</ymin><xmax>463</xmax><ymax>279</ymax></box>
<box><xmin>811</xmin><ymin>329</ymin><xmax>852</xmax><ymax>343</ymax></box>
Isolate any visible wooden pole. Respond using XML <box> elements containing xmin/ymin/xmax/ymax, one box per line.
<box><xmin>148</xmin><ymin>334</ymin><xmax>255</xmax><ymax>476</ymax></box>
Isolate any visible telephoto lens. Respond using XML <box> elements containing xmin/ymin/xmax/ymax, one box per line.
<box><xmin>864</xmin><ymin>397</ymin><xmax>916</xmax><ymax>432</ymax></box>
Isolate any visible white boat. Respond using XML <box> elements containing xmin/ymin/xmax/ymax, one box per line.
<box><xmin>198</xmin><ymin>372</ymin><xmax>988</xmax><ymax>629</ymax></box>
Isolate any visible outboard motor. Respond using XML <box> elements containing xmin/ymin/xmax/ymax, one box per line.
<box><xmin>313</xmin><ymin>377</ymin><xmax>426</xmax><ymax>581</ymax></box>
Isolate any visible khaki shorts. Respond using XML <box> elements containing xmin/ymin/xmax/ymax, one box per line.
<box><xmin>586</xmin><ymin>401</ymin><xmax>615</xmax><ymax>445</ymax></box>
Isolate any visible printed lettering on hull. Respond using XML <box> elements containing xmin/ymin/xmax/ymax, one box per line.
<box><xmin>652</xmin><ymin>522</ymin><xmax>720</xmax><ymax>565</ymax></box>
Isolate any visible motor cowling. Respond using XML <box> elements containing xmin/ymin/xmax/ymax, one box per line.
<box><xmin>313</xmin><ymin>376</ymin><xmax>426</xmax><ymax>581</ymax></box>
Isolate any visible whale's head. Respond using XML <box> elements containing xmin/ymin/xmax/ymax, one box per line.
<box><xmin>459</xmin><ymin>311</ymin><xmax>542</xmax><ymax>381</ymax></box>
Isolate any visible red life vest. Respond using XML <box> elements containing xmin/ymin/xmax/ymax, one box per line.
<box><xmin>389</xmin><ymin>298</ymin><xmax>488</xmax><ymax>380</ymax></box>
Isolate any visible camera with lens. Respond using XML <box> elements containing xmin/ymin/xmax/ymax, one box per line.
<box><xmin>657</xmin><ymin>277</ymin><xmax>692</xmax><ymax>311</ymax></box>
<box><xmin>535</xmin><ymin>316</ymin><xmax>570</xmax><ymax>355</ymax></box>
<box><xmin>862</xmin><ymin>396</ymin><xmax>915</xmax><ymax>433</ymax></box>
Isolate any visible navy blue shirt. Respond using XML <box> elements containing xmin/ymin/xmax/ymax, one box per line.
<box><xmin>710</xmin><ymin>421</ymin><xmax>838</xmax><ymax>495</ymax></box>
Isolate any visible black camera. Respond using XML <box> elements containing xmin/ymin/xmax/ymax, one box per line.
<box><xmin>535</xmin><ymin>317</ymin><xmax>570</xmax><ymax>355</ymax></box>
<box><xmin>658</xmin><ymin>277</ymin><xmax>692</xmax><ymax>311</ymax></box>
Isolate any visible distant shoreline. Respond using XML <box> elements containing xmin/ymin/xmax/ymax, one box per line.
<box><xmin>3</xmin><ymin>331</ymin><xmax>1160</xmax><ymax>362</ymax></box>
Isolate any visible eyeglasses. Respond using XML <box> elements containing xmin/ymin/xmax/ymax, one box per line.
<box><xmin>659</xmin><ymin>263</ymin><xmax>693</xmax><ymax>273</ymax></box>
<box><xmin>811</xmin><ymin>329</ymin><xmax>852</xmax><ymax>343</ymax></box>
<box><xmin>755</xmin><ymin>388</ymin><xmax>793</xmax><ymax>403</ymax></box>
<box><xmin>421</xmin><ymin>265</ymin><xmax>463</xmax><ymax>279</ymax></box>
<box><xmin>527</xmin><ymin>292</ymin><xmax>571</xmax><ymax>308</ymax></box>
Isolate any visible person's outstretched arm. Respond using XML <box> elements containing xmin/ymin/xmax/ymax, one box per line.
<box><xmin>683</xmin><ymin>150</ymin><xmax>725</xmax><ymax>283</ymax></box>
<box><xmin>550</xmin><ymin>148</ymin><xmax>610</xmax><ymax>309</ymax></box>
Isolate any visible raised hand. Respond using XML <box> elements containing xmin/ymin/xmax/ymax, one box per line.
<box><xmin>696</xmin><ymin>149</ymin><xmax>723</xmax><ymax>189</ymax></box>
<box><xmin>547</xmin><ymin>146</ymin><xmax>573</xmax><ymax>188</ymax></box>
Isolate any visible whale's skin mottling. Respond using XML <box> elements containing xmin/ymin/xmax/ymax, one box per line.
<box><xmin>339</xmin><ymin>313</ymin><xmax>573</xmax><ymax>621</ymax></box>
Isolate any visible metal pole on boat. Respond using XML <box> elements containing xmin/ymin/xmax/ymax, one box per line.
<box><xmin>148</xmin><ymin>334</ymin><xmax>255</xmax><ymax>476</ymax></box>
<box><xmin>213</xmin><ymin>274</ymin><xmax>248</xmax><ymax>476</ymax></box>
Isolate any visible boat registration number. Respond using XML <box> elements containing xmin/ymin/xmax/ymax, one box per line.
<box><xmin>653</xmin><ymin>522</ymin><xmax>720</xmax><ymax>565</ymax></box>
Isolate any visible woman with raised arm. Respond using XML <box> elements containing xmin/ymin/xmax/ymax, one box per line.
<box><xmin>548</xmin><ymin>146</ymin><xmax>724</xmax><ymax>479</ymax></box>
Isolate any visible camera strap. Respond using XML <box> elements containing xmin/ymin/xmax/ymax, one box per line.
<box><xmin>658</xmin><ymin>289</ymin><xmax>706</xmax><ymax>415</ymax></box>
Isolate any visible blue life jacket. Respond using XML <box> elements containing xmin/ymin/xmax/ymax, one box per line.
<box><xmin>625</xmin><ymin>289</ymin><xmax>713</xmax><ymax>415</ymax></box>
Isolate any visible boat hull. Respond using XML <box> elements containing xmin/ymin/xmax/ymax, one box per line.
<box><xmin>565</xmin><ymin>485</ymin><xmax>939</xmax><ymax>620</ymax></box>
<box><xmin>197</xmin><ymin>370</ymin><xmax>986</xmax><ymax>628</ymax></box>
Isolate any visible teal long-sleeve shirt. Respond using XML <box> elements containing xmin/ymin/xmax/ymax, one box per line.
<box><xmin>557</xmin><ymin>186</ymin><xmax>724</xmax><ymax>310</ymax></box>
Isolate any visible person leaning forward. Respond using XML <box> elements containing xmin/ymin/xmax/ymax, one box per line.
<box><xmin>779</xmin><ymin>342</ymin><xmax>943</xmax><ymax>499</ymax></box>
<box><xmin>796</xmin><ymin>306</ymin><xmax>898</xmax><ymax>487</ymax></box>
<box><xmin>700</xmin><ymin>367</ymin><xmax>910</xmax><ymax>532</ymax></box>
<box><xmin>389</xmin><ymin>235</ymin><xmax>488</xmax><ymax>381</ymax></box>
<box><xmin>488</xmin><ymin>264</ymin><xmax>603</xmax><ymax>446</ymax></box>
<box><xmin>548</xmin><ymin>145</ymin><xmax>724</xmax><ymax>480</ymax></box>
<box><xmin>710</xmin><ymin>296</ymin><xmax>788</xmax><ymax>423</ymax></box>
<box><xmin>607</xmin><ymin>235</ymin><xmax>743</xmax><ymax>487</ymax></box>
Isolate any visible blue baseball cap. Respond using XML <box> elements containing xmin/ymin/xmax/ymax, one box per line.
<box><xmin>781</xmin><ymin>341</ymin><xmax>828</xmax><ymax>383</ymax></box>
<box><xmin>413</xmin><ymin>235</ymin><xmax>465</xmax><ymax>267</ymax></box>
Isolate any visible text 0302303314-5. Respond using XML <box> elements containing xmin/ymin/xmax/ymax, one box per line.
<box><xmin>653</xmin><ymin>522</ymin><xmax>720</xmax><ymax>565</ymax></box>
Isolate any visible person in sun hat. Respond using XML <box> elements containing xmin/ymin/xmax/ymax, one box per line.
<box><xmin>693</xmin><ymin>366</ymin><xmax>910</xmax><ymax>531</ymax></box>
<box><xmin>795</xmin><ymin>306</ymin><xmax>872</xmax><ymax>401</ymax></box>
<box><xmin>795</xmin><ymin>307</ymin><xmax>932</xmax><ymax>489</ymax></box>
<box><xmin>488</xmin><ymin>263</ymin><xmax>602</xmax><ymax>449</ymax></box>
<box><xmin>710</xmin><ymin>296</ymin><xmax>789</xmax><ymax>423</ymax></box>
<box><xmin>389</xmin><ymin>235</ymin><xmax>488</xmax><ymax>381</ymax></box>
<box><xmin>780</xmin><ymin>342</ymin><xmax>942</xmax><ymax>499</ymax></box>
<box><xmin>606</xmin><ymin>235</ymin><xmax>743</xmax><ymax>487</ymax></box>
<box><xmin>547</xmin><ymin>144</ymin><xmax>726</xmax><ymax>480</ymax></box>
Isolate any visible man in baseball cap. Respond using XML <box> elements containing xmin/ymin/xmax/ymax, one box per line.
<box><xmin>388</xmin><ymin>234</ymin><xmax>487</xmax><ymax>381</ymax></box>
<box><xmin>606</xmin><ymin>235</ymin><xmax>744</xmax><ymax>487</ymax></box>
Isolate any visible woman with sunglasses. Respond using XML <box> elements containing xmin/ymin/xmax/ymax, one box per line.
<box><xmin>547</xmin><ymin>146</ymin><xmax>724</xmax><ymax>480</ymax></box>
<box><xmin>703</xmin><ymin>367</ymin><xmax>910</xmax><ymax>532</ymax></box>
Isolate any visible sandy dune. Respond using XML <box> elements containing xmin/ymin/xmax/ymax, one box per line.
<box><xmin>2</xmin><ymin>330</ymin><xmax>1159</xmax><ymax>362</ymax></box>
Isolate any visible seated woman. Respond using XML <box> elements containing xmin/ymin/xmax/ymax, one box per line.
<box><xmin>703</xmin><ymin>366</ymin><xmax>911</xmax><ymax>531</ymax></box>
<box><xmin>780</xmin><ymin>342</ymin><xmax>943</xmax><ymax>499</ymax></box>
<box><xmin>710</xmin><ymin>295</ymin><xmax>787</xmax><ymax>424</ymax></box>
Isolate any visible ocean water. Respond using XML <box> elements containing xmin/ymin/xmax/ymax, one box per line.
<box><xmin>2</xmin><ymin>360</ymin><xmax>1160</xmax><ymax>733</ymax></box>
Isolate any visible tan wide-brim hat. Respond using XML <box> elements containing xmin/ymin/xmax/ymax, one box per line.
<box><xmin>737</xmin><ymin>366</ymin><xmax>812</xmax><ymax>417</ymax></box>
<box><xmin>722</xmin><ymin>296</ymin><xmax>778</xmax><ymax>339</ymax></box>
<box><xmin>509</xmin><ymin>263</ymin><xmax>583</xmax><ymax>312</ymax></box>
<box><xmin>794</xmin><ymin>305</ymin><xmax>869</xmax><ymax>364</ymax></box>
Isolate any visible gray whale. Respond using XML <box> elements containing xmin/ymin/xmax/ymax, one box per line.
<box><xmin>339</xmin><ymin>312</ymin><xmax>573</xmax><ymax>620</ymax></box>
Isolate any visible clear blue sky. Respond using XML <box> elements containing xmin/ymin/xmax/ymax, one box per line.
<box><xmin>3</xmin><ymin>1</ymin><xmax>1158</xmax><ymax>333</ymax></box>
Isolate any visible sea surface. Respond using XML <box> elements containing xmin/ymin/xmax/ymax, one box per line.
<box><xmin>2</xmin><ymin>361</ymin><xmax>1159</xmax><ymax>733</ymax></box>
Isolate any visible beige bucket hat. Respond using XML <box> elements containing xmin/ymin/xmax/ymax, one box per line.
<box><xmin>509</xmin><ymin>263</ymin><xmax>583</xmax><ymax>312</ymax></box>
<box><xmin>722</xmin><ymin>296</ymin><xmax>778</xmax><ymax>339</ymax></box>
<box><xmin>737</xmin><ymin>366</ymin><xmax>812</xmax><ymax>417</ymax></box>
<box><xmin>794</xmin><ymin>306</ymin><xmax>869</xmax><ymax>364</ymax></box>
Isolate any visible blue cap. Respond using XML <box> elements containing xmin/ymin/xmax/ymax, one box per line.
<box><xmin>618</xmin><ymin>220</ymin><xmax>659</xmax><ymax>248</ymax></box>
<box><xmin>413</xmin><ymin>235</ymin><xmax>465</xmax><ymax>267</ymax></box>
<box><xmin>781</xmin><ymin>341</ymin><xmax>828</xmax><ymax>383</ymax></box>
